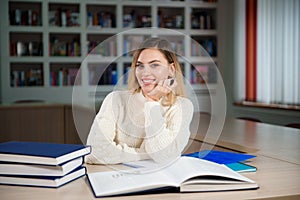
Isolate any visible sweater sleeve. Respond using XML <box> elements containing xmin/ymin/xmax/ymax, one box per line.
<box><xmin>85</xmin><ymin>92</ymin><xmax>149</xmax><ymax>165</ymax></box>
<box><xmin>143</xmin><ymin>98</ymin><xmax>194</xmax><ymax>163</ymax></box>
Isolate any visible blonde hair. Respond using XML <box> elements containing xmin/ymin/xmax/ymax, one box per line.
<box><xmin>128</xmin><ymin>37</ymin><xmax>186</xmax><ymax>106</ymax></box>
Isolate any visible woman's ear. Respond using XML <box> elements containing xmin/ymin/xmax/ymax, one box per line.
<box><xmin>169</xmin><ymin>63</ymin><xmax>176</xmax><ymax>78</ymax></box>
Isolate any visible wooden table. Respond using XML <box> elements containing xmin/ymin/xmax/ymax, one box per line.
<box><xmin>1</xmin><ymin>116</ymin><xmax>300</xmax><ymax>200</ymax></box>
<box><xmin>192</xmin><ymin>114</ymin><xmax>300</xmax><ymax>165</ymax></box>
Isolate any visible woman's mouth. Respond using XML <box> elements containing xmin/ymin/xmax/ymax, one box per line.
<box><xmin>142</xmin><ymin>78</ymin><xmax>156</xmax><ymax>86</ymax></box>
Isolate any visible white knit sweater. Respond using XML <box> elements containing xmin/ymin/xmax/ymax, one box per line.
<box><xmin>85</xmin><ymin>90</ymin><xmax>194</xmax><ymax>164</ymax></box>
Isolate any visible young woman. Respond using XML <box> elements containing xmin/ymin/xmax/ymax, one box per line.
<box><xmin>85</xmin><ymin>38</ymin><xmax>194</xmax><ymax>164</ymax></box>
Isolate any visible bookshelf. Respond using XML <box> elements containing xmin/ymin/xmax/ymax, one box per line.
<box><xmin>1</xmin><ymin>0</ymin><xmax>221</xmax><ymax>113</ymax></box>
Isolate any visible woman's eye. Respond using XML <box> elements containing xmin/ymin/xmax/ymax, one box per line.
<box><xmin>150</xmin><ymin>63</ymin><xmax>160</xmax><ymax>68</ymax></box>
<box><xmin>136</xmin><ymin>64</ymin><xmax>144</xmax><ymax>69</ymax></box>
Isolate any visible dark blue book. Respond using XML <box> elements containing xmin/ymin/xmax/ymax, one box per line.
<box><xmin>0</xmin><ymin>166</ymin><xmax>86</xmax><ymax>188</ymax></box>
<box><xmin>0</xmin><ymin>141</ymin><xmax>91</xmax><ymax>166</ymax></box>
<box><xmin>183</xmin><ymin>150</ymin><xmax>256</xmax><ymax>164</ymax></box>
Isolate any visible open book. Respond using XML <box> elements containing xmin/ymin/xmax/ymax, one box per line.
<box><xmin>87</xmin><ymin>156</ymin><xmax>259</xmax><ymax>197</ymax></box>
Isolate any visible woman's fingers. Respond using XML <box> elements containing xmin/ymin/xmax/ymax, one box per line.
<box><xmin>146</xmin><ymin>78</ymin><xmax>178</xmax><ymax>101</ymax></box>
<box><xmin>163</xmin><ymin>78</ymin><xmax>177</xmax><ymax>92</ymax></box>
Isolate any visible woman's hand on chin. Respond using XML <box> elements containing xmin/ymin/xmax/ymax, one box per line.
<box><xmin>145</xmin><ymin>78</ymin><xmax>177</xmax><ymax>101</ymax></box>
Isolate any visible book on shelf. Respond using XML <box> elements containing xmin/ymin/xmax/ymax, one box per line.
<box><xmin>10</xmin><ymin>41</ymin><xmax>43</xmax><ymax>57</ymax></box>
<box><xmin>123</xmin><ymin>35</ymin><xmax>146</xmax><ymax>56</ymax></box>
<box><xmin>49</xmin><ymin>36</ymin><xmax>81</xmax><ymax>57</ymax></box>
<box><xmin>87</xmin><ymin>40</ymin><xmax>116</xmax><ymax>56</ymax></box>
<box><xmin>0</xmin><ymin>166</ymin><xmax>86</xmax><ymax>188</ymax></box>
<box><xmin>68</xmin><ymin>68</ymin><xmax>81</xmax><ymax>85</ymax></box>
<box><xmin>157</xmin><ymin>9</ymin><xmax>183</xmax><ymax>29</ymax></box>
<box><xmin>98</xmin><ymin>67</ymin><xmax>117</xmax><ymax>85</ymax></box>
<box><xmin>191</xmin><ymin>11</ymin><xmax>214</xmax><ymax>30</ymax></box>
<box><xmin>191</xmin><ymin>65</ymin><xmax>209</xmax><ymax>84</ymax></box>
<box><xmin>11</xmin><ymin>69</ymin><xmax>43</xmax><ymax>87</ymax></box>
<box><xmin>169</xmin><ymin>40</ymin><xmax>184</xmax><ymax>56</ymax></box>
<box><xmin>190</xmin><ymin>65</ymin><xmax>218</xmax><ymax>84</ymax></box>
<box><xmin>0</xmin><ymin>157</ymin><xmax>83</xmax><ymax>177</ymax></box>
<box><xmin>0</xmin><ymin>141</ymin><xmax>91</xmax><ymax>166</ymax></box>
<box><xmin>191</xmin><ymin>38</ymin><xmax>216</xmax><ymax>57</ymax></box>
<box><xmin>50</xmin><ymin>68</ymin><xmax>79</xmax><ymax>86</ymax></box>
<box><xmin>48</xmin><ymin>9</ymin><xmax>80</xmax><ymax>27</ymax></box>
<box><xmin>89</xmin><ymin>65</ymin><xmax>117</xmax><ymax>85</ymax></box>
<box><xmin>123</xmin><ymin>10</ymin><xmax>151</xmax><ymax>28</ymax></box>
<box><xmin>9</xmin><ymin>8</ymin><xmax>41</xmax><ymax>26</ymax></box>
<box><xmin>87</xmin><ymin>156</ymin><xmax>259</xmax><ymax>197</ymax></box>
<box><xmin>87</xmin><ymin>11</ymin><xmax>115</xmax><ymax>28</ymax></box>
<box><xmin>123</xmin><ymin>65</ymin><xmax>131</xmax><ymax>84</ymax></box>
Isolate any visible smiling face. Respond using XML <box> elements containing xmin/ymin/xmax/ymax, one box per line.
<box><xmin>135</xmin><ymin>48</ymin><xmax>174</xmax><ymax>95</ymax></box>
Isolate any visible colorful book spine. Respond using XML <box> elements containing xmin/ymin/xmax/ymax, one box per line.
<box><xmin>50</xmin><ymin>68</ymin><xmax>79</xmax><ymax>86</ymax></box>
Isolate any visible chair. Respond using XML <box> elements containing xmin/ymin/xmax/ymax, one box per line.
<box><xmin>237</xmin><ymin>117</ymin><xmax>262</xmax><ymax>123</ymax></box>
<box><xmin>285</xmin><ymin>124</ymin><xmax>300</xmax><ymax>129</ymax></box>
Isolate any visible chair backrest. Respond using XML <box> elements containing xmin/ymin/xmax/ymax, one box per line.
<box><xmin>285</xmin><ymin>124</ymin><xmax>300</xmax><ymax>129</ymax></box>
<box><xmin>237</xmin><ymin>117</ymin><xmax>262</xmax><ymax>123</ymax></box>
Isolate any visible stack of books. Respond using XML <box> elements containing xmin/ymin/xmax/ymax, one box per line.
<box><xmin>0</xmin><ymin>141</ymin><xmax>91</xmax><ymax>188</ymax></box>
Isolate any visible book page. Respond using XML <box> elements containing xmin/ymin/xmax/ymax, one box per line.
<box><xmin>165</xmin><ymin>157</ymin><xmax>256</xmax><ymax>185</ymax></box>
<box><xmin>124</xmin><ymin>157</ymin><xmax>255</xmax><ymax>185</ymax></box>
<box><xmin>88</xmin><ymin>169</ymin><xmax>178</xmax><ymax>197</ymax></box>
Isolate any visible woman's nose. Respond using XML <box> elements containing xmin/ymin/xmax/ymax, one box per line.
<box><xmin>141</xmin><ymin>65</ymin><xmax>152</xmax><ymax>74</ymax></box>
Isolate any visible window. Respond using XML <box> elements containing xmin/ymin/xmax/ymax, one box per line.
<box><xmin>235</xmin><ymin>0</ymin><xmax>300</xmax><ymax>108</ymax></box>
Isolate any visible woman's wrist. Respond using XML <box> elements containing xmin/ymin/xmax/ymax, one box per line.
<box><xmin>145</xmin><ymin>93</ymin><xmax>161</xmax><ymax>102</ymax></box>
<box><xmin>146</xmin><ymin>96</ymin><xmax>160</xmax><ymax>102</ymax></box>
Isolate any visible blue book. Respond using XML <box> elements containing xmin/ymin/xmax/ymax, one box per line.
<box><xmin>0</xmin><ymin>166</ymin><xmax>86</xmax><ymax>188</ymax></box>
<box><xmin>226</xmin><ymin>162</ymin><xmax>257</xmax><ymax>173</ymax></box>
<box><xmin>0</xmin><ymin>141</ymin><xmax>91</xmax><ymax>166</ymax></box>
<box><xmin>0</xmin><ymin>157</ymin><xmax>84</xmax><ymax>177</ymax></box>
<box><xmin>183</xmin><ymin>150</ymin><xmax>256</xmax><ymax>164</ymax></box>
